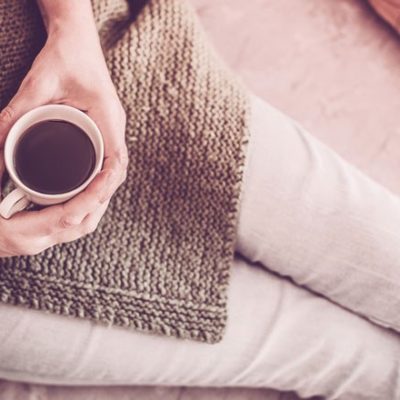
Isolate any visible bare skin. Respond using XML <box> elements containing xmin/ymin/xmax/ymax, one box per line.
<box><xmin>0</xmin><ymin>0</ymin><xmax>128</xmax><ymax>257</ymax></box>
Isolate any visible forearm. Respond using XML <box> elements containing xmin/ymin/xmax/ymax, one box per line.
<box><xmin>36</xmin><ymin>0</ymin><xmax>98</xmax><ymax>37</ymax></box>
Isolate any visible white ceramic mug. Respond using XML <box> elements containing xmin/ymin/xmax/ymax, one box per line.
<box><xmin>0</xmin><ymin>104</ymin><xmax>104</xmax><ymax>219</ymax></box>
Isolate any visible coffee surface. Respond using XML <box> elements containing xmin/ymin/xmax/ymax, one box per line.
<box><xmin>15</xmin><ymin>120</ymin><xmax>95</xmax><ymax>194</ymax></box>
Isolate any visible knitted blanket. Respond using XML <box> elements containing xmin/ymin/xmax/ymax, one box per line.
<box><xmin>0</xmin><ymin>0</ymin><xmax>250</xmax><ymax>343</ymax></box>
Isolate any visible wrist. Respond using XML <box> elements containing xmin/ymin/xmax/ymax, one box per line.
<box><xmin>46</xmin><ymin>17</ymin><xmax>99</xmax><ymax>44</ymax></box>
<box><xmin>37</xmin><ymin>0</ymin><xmax>98</xmax><ymax>37</ymax></box>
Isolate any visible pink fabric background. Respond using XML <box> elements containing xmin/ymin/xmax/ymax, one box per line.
<box><xmin>1</xmin><ymin>0</ymin><xmax>400</xmax><ymax>399</ymax></box>
<box><xmin>192</xmin><ymin>0</ymin><xmax>400</xmax><ymax>197</ymax></box>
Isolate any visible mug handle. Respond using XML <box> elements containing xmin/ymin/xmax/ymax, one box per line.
<box><xmin>0</xmin><ymin>188</ymin><xmax>30</xmax><ymax>219</ymax></box>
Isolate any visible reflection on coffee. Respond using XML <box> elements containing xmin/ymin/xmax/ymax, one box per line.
<box><xmin>14</xmin><ymin>120</ymin><xmax>95</xmax><ymax>194</ymax></box>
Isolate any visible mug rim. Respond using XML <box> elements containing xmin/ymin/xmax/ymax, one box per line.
<box><xmin>4</xmin><ymin>104</ymin><xmax>104</xmax><ymax>200</ymax></box>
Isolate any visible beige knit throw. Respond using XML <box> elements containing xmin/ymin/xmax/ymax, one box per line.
<box><xmin>0</xmin><ymin>0</ymin><xmax>250</xmax><ymax>343</ymax></box>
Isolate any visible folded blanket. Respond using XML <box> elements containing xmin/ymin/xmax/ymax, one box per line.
<box><xmin>0</xmin><ymin>0</ymin><xmax>250</xmax><ymax>343</ymax></box>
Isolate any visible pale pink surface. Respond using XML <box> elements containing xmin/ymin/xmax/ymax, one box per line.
<box><xmin>2</xmin><ymin>1</ymin><xmax>400</xmax><ymax>399</ymax></box>
<box><xmin>192</xmin><ymin>0</ymin><xmax>400</xmax><ymax>196</ymax></box>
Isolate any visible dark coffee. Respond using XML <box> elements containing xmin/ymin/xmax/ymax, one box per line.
<box><xmin>14</xmin><ymin>120</ymin><xmax>95</xmax><ymax>194</ymax></box>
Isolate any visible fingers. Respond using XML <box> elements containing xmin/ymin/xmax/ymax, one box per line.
<box><xmin>9</xmin><ymin>168</ymin><xmax>112</xmax><ymax>237</ymax></box>
<box><xmin>4</xmin><ymin>98</ymin><xmax>128</xmax><ymax>246</ymax></box>
<box><xmin>53</xmin><ymin>166</ymin><xmax>116</xmax><ymax>229</ymax></box>
<box><xmin>5</xmin><ymin>94</ymin><xmax>128</xmax><ymax>234</ymax></box>
<box><xmin>98</xmin><ymin>152</ymin><xmax>128</xmax><ymax>202</ymax></box>
<box><xmin>51</xmin><ymin>200</ymin><xmax>109</xmax><ymax>246</ymax></box>
<box><xmin>0</xmin><ymin>91</ymin><xmax>127</xmax><ymax>256</ymax></box>
<box><xmin>0</xmin><ymin>76</ymin><xmax>52</xmax><ymax>146</ymax></box>
<box><xmin>87</xmin><ymin>99</ymin><xmax>128</xmax><ymax>200</ymax></box>
<box><xmin>2</xmin><ymin>199</ymin><xmax>109</xmax><ymax>257</ymax></box>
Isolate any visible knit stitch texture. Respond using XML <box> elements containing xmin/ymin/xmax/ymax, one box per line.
<box><xmin>0</xmin><ymin>0</ymin><xmax>250</xmax><ymax>343</ymax></box>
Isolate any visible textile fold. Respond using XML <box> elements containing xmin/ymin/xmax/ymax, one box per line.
<box><xmin>0</xmin><ymin>0</ymin><xmax>251</xmax><ymax>343</ymax></box>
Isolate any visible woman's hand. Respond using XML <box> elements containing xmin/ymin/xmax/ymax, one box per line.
<box><xmin>0</xmin><ymin>0</ymin><xmax>128</xmax><ymax>257</ymax></box>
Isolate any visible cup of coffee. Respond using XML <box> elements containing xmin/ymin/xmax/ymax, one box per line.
<box><xmin>0</xmin><ymin>104</ymin><xmax>104</xmax><ymax>219</ymax></box>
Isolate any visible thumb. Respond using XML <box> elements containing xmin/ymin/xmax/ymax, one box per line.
<box><xmin>0</xmin><ymin>77</ymin><xmax>50</xmax><ymax>147</ymax></box>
